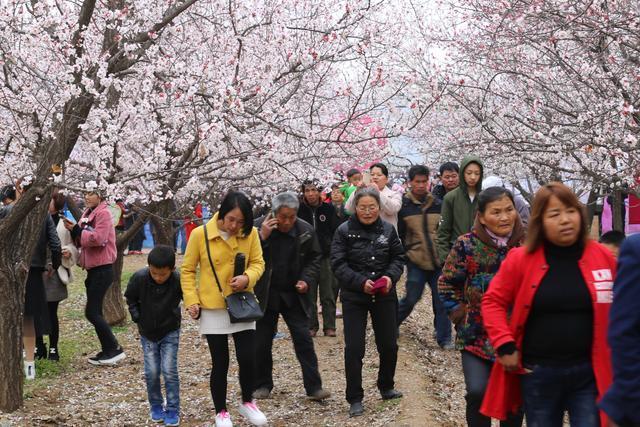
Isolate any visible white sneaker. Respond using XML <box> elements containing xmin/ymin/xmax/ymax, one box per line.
<box><xmin>238</xmin><ymin>401</ymin><xmax>267</xmax><ymax>426</ymax></box>
<box><xmin>24</xmin><ymin>361</ymin><xmax>35</xmax><ymax>380</ymax></box>
<box><xmin>215</xmin><ymin>410</ymin><xmax>233</xmax><ymax>427</ymax></box>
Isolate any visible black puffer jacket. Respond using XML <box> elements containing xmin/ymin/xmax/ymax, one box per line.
<box><xmin>331</xmin><ymin>216</ymin><xmax>406</xmax><ymax>303</ymax></box>
<box><xmin>124</xmin><ymin>268</ymin><xmax>182</xmax><ymax>342</ymax></box>
<box><xmin>297</xmin><ymin>201</ymin><xmax>338</xmax><ymax>257</ymax></box>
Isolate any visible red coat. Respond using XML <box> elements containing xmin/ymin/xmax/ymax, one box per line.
<box><xmin>480</xmin><ymin>240</ymin><xmax>616</xmax><ymax>427</ymax></box>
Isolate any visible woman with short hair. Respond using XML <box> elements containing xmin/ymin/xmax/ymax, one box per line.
<box><xmin>481</xmin><ymin>182</ymin><xmax>616</xmax><ymax>427</ymax></box>
<box><xmin>438</xmin><ymin>187</ymin><xmax>524</xmax><ymax>427</ymax></box>
<box><xmin>331</xmin><ymin>187</ymin><xmax>406</xmax><ymax>417</ymax></box>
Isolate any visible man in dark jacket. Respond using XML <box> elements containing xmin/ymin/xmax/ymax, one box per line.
<box><xmin>253</xmin><ymin>191</ymin><xmax>331</xmax><ymax>401</ymax></box>
<box><xmin>432</xmin><ymin>162</ymin><xmax>460</xmax><ymax>201</ymax></box>
<box><xmin>297</xmin><ymin>180</ymin><xmax>339</xmax><ymax>337</ymax></box>
<box><xmin>397</xmin><ymin>165</ymin><xmax>452</xmax><ymax>349</ymax></box>
<box><xmin>600</xmin><ymin>233</ymin><xmax>640</xmax><ymax>427</ymax></box>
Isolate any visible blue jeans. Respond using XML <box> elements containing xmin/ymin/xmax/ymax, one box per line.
<box><xmin>141</xmin><ymin>329</ymin><xmax>180</xmax><ymax>412</ymax></box>
<box><xmin>397</xmin><ymin>262</ymin><xmax>451</xmax><ymax>346</ymax></box>
<box><xmin>521</xmin><ymin>360</ymin><xmax>599</xmax><ymax>427</ymax></box>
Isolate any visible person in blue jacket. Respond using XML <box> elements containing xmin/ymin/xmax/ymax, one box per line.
<box><xmin>600</xmin><ymin>233</ymin><xmax>640</xmax><ymax>427</ymax></box>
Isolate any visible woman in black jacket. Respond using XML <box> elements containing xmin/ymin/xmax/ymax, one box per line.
<box><xmin>331</xmin><ymin>187</ymin><xmax>406</xmax><ymax>417</ymax></box>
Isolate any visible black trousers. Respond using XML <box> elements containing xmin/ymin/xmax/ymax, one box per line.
<box><xmin>36</xmin><ymin>301</ymin><xmax>60</xmax><ymax>349</ymax></box>
<box><xmin>255</xmin><ymin>296</ymin><xmax>322</xmax><ymax>395</ymax></box>
<box><xmin>85</xmin><ymin>265</ymin><xmax>119</xmax><ymax>352</ymax></box>
<box><xmin>206</xmin><ymin>330</ymin><xmax>255</xmax><ymax>413</ymax></box>
<box><xmin>342</xmin><ymin>296</ymin><xmax>398</xmax><ymax>403</ymax></box>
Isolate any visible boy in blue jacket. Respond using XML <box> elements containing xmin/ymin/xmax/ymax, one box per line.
<box><xmin>125</xmin><ymin>245</ymin><xmax>182</xmax><ymax>426</ymax></box>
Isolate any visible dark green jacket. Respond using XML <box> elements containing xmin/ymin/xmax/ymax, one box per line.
<box><xmin>436</xmin><ymin>156</ymin><xmax>484</xmax><ymax>262</ymax></box>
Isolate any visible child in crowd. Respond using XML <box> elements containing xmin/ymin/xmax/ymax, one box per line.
<box><xmin>125</xmin><ymin>245</ymin><xmax>182</xmax><ymax>426</ymax></box>
<box><xmin>599</xmin><ymin>230</ymin><xmax>626</xmax><ymax>258</ymax></box>
<box><xmin>340</xmin><ymin>168</ymin><xmax>362</xmax><ymax>202</ymax></box>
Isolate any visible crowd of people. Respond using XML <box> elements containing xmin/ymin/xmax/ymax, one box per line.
<box><xmin>4</xmin><ymin>156</ymin><xmax>640</xmax><ymax>427</ymax></box>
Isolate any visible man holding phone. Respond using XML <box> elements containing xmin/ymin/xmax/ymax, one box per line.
<box><xmin>252</xmin><ymin>192</ymin><xmax>331</xmax><ymax>402</ymax></box>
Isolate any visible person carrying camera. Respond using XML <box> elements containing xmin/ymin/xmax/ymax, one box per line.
<box><xmin>330</xmin><ymin>187</ymin><xmax>407</xmax><ymax>417</ymax></box>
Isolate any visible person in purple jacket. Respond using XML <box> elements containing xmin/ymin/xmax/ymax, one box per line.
<box><xmin>600</xmin><ymin>233</ymin><xmax>640</xmax><ymax>427</ymax></box>
<box><xmin>64</xmin><ymin>189</ymin><xmax>125</xmax><ymax>365</ymax></box>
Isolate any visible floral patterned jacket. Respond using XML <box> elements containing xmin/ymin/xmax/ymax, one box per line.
<box><xmin>438</xmin><ymin>216</ymin><xmax>524</xmax><ymax>360</ymax></box>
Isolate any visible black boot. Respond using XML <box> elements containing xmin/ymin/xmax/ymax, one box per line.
<box><xmin>349</xmin><ymin>401</ymin><xmax>364</xmax><ymax>417</ymax></box>
<box><xmin>35</xmin><ymin>343</ymin><xmax>47</xmax><ymax>360</ymax></box>
<box><xmin>48</xmin><ymin>347</ymin><xmax>60</xmax><ymax>361</ymax></box>
<box><xmin>380</xmin><ymin>389</ymin><xmax>403</xmax><ymax>400</ymax></box>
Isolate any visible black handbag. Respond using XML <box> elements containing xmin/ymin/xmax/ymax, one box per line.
<box><xmin>203</xmin><ymin>224</ymin><xmax>263</xmax><ymax>323</ymax></box>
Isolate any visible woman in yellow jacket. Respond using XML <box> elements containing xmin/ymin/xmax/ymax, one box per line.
<box><xmin>181</xmin><ymin>191</ymin><xmax>267</xmax><ymax>427</ymax></box>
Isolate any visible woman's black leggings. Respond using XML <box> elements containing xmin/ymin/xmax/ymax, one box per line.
<box><xmin>36</xmin><ymin>301</ymin><xmax>61</xmax><ymax>349</ymax></box>
<box><xmin>206</xmin><ymin>330</ymin><xmax>255</xmax><ymax>413</ymax></box>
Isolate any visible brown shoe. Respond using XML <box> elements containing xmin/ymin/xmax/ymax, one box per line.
<box><xmin>309</xmin><ymin>329</ymin><xmax>318</xmax><ymax>337</ymax></box>
<box><xmin>324</xmin><ymin>329</ymin><xmax>337</xmax><ymax>337</ymax></box>
<box><xmin>307</xmin><ymin>388</ymin><xmax>331</xmax><ymax>401</ymax></box>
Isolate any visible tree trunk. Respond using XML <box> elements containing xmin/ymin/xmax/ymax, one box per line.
<box><xmin>150</xmin><ymin>200</ymin><xmax>176</xmax><ymax>247</ymax></box>
<box><xmin>103</xmin><ymin>211</ymin><xmax>151</xmax><ymax>325</ymax></box>
<box><xmin>0</xmin><ymin>266</ymin><xmax>28</xmax><ymax>411</ymax></box>
<box><xmin>104</xmin><ymin>247</ymin><xmax>127</xmax><ymax>326</ymax></box>
<box><xmin>612</xmin><ymin>189</ymin><xmax>625</xmax><ymax>232</ymax></box>
<box><xmin>585</xmin><ymin>188</ymin><xmax>599</xmax><ymax>233</ymax></box>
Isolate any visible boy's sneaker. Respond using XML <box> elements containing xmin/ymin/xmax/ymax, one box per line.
<box><xmin>215</xmin><ymin>410</ymin><xmax>233</xmax><ymax>427</ymax></box>
<box><xmin>150</xmin><ymin>405</ymin><xmax>164</xmax><ymax>423</ymax></box>
<box><xmin>164</xmin><ymin>409</ymin><xmax>180</xmax><ymax>426</ymax></box>
<box><xmin>88</xmin><ymin>347</ymin><xmax>126</xmax><ymax>365</ymax></box>
<box><xmin>48</xmin><ymin>347</ymin><xmax>60</xmax><ymax>361</ymax></box>
<box><xmin>24</xmin><ymin>361</ymin><xmax>35</xmax><ymax>380</ymax></box>
<box><xmin>238</xmin><ymin>401</ymin><xmax>267</xmax><ymax>426</ymax></box>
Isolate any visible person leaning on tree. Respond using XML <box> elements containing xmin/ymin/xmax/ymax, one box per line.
<box><xmin>331</xmin><ymin>187</ymin><xmax>406</xmax><ymax>418</ymax></box>
<box><xmin>297</xmin><ymin>179</ymin><xmax>339</xmax><ymax>337</ymax></box>
<box><xmin>481</xmin><ymin>182</ymin><xmax>616</xmax><ymax>427</ymax></box>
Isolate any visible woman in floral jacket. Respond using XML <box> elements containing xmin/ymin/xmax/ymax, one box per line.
<box><xmin>438</xmin><ymin>187</ymin><xmax>525</xmax><ymax>427</ymax></box>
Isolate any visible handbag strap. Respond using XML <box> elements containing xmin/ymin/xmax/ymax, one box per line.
<box><xmin>203</xmin><ymin>223</ymin><xmax>226</xmax><ymax>299</ymax></box>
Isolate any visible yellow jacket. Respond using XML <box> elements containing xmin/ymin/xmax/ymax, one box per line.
<box><xmin>181</xmin><ymin>213</ymin><xmax>265</xmax><ymax>309</ymax></box>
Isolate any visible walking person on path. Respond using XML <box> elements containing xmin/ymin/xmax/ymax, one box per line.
<box><xmin>126</xmin><ymin>245</ymin><xmax>182</xmax><ymax>426</ymax></box>
<box><xmin>397</xmin><ymin>165</ymin><xmax>452</xmax><ymax>349</ymax></box>
<box><xmin>181</xmin><ymin>191</ymin><xmax>268</xmax><ymax>427</ymax></box>
<box><xmin>345</xmin><ymin>163</ymin><xmax>402</xmax><ymax>230</ymax></box>
<box><xmin>432</xmin><ymin>162</ymin><xmax>460</xmax><ymax>201</ymax></box>
<box><xmin>438</xmin><ymin>187</ymin><xmax>525</xmax><ymax>427</ymax></box>
<box><xmin>599</xmin><ymin>233</ymin><xmax>640</xmax><ymax>427</ymax></box>
<box><xmin>331</xmin><ymin>187</ymin><xmax>406</xmax><ymax>417</ymax></box>
<box><xmin>252</xmin><ymin>192</ymin><xmax>331</xmax><ymax>402</ymax></box>
<box><xmin>298</xmin><ymin>180</ymin><xmax>339</xmax><ymax>337</ymax></box>
<box><xmin>481</xmin><ymin>182</ymin><xmax>616</xmax><ymax>427</ymax></box>
<box><xmin>63</xmin><ymin>188</ymin><xmax>125</xmax><ymax>365</ymax></box>
<box><xmin>437</xmin><ymin>156</ymin><xmax>484</xmax><ymax>262</ymax></box>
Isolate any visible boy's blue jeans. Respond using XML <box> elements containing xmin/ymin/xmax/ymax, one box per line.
<box><xmin>140</xmin><ymin>329</ymin><xmax>180</xmax><ymax>412</ymax></box>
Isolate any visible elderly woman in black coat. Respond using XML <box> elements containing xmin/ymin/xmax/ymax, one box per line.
<box><xmin>331</xmin><ymin>187</ymin><xmax>406</xmax><ymax>417</ymax></box>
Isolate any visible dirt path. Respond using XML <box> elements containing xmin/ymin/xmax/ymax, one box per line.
<box><xmin>0</xmin><ymin>256</ymin><xmax>466</xmax><ymax>426</ymax></box>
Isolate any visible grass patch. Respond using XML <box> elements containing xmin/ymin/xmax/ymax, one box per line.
<box><xmin>375</xmin><ymin>398</ymin><xmax>401</xmax><ymax>412</ymax></box>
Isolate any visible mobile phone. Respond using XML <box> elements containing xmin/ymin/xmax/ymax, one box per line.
<box><xmin>362</xmin><ymin>171</ymin><xmax>371</xmax><ymax>185</ymax></box>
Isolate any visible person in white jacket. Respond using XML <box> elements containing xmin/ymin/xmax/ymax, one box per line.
<box><xmin>345</xmin><ymin>163</ymin><xmax>402</xmax><ymax>230</ymax></box>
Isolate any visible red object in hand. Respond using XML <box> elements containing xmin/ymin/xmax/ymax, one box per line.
<box><xmin>371</xmin><ymin>277</ymin><xmax>389</xmax><ymax>295</ymax></box>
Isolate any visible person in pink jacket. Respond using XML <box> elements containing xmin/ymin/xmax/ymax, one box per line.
<box><xmin>64</xmin><ymin>190</ymin><xmax>125</xmax><ymax>365</ymax></box>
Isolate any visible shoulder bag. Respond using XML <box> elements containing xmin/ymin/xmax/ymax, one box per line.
<box><xmin>203</xmin><ymin>224</ymin><xmax>263</xmax><ymax>323</ymax></box>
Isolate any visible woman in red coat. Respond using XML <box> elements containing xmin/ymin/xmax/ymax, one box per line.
<box><xmin>480</xmin><ymin>182</ymin><xmax>616</xmax><ymax>427</ymax></box>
